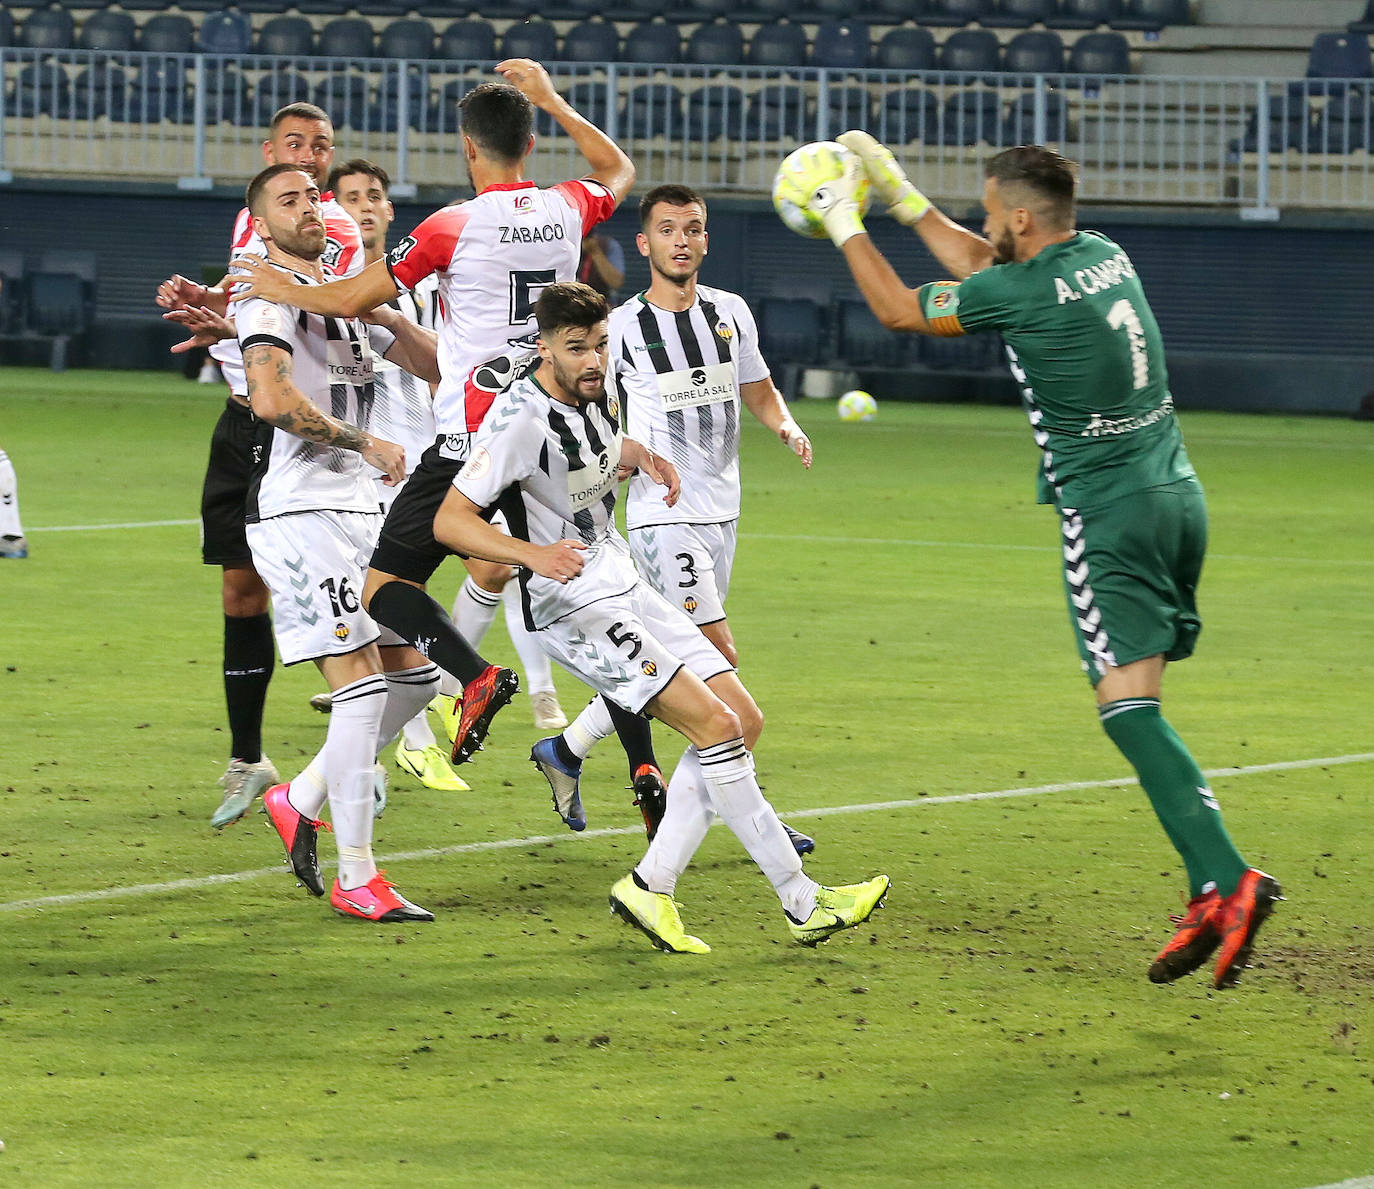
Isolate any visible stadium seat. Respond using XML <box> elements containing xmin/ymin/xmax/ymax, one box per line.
<box><xmin>837</xmin><ymin>296</ymin><xmax>903</xmax><ymax>367</ymax></box>
<box><xmin>500</xmin><ymin>20</ymin><xmax>558</xmax><ymax>62</ymax></box>
<box><xmin>746</xmin><ymin>82</ymin><xmax>809</xmax><ymax>140</ymax></box>
<box><xmin>1301</xmin><ymin>33</ymin><xmax>1373</xmax><ymax>90</ymax></box>
<box><xmin>8</xmin><ymin>62</ymin><xmax>70</xmax><ymax>117</ymax></box>
<box><xmin>1002</xmin><ymin>87</ymin><xmax>1073</xmax><ymax>142</ymax></box>
<box><xmin>875</xmin><ymin>26</ymin><xmax>936</xmax><ymax>71</ymax></box>
<box><xmin>686</xmin><ymin>83</ymin><xmax>747</xmax><ymax>140</ymax></box>
<box><xmin>139</xmin><ymin>15</ymin><xmax>194</xmax><ymax>55</ymax></box>
<box><xmin>1317</xmin><ymin>91</ymin><xmax>1373</xmax><ymax>151</ymax></box>
<box><xmin>563</xmin><ymin>79</ymin><xmax>611</xmax><ymax>130</ymax></box>
<box><xmin>916</xmin><ymin>331</ymin><xmax>1000</xmax><ymax>370</ymax></box>
<box><xmin>621</xmin><ymin>19</ymin><xmax>681</xmax><ymax>64</ymax></box>
<box><xmin>685</xmin><ymin>0</ymin><xmax>735</xmax><ymax>17</ymax></box>
<box><xmin>125</xmin><ymin>64</ymin><xmax>189</xmax><ymax>123</ymax></box>
<box><xmin>199</xmin><ymin>11</ymin><xmax>251</xmax><ymax>56</ymax></box>
<box><xmin>1233</xmin><ymin>101</ymin><xmax>1314</xmax><ymax>153</ymax></box>
<box><xmin>432</xmin><ymin>75</ymin><xmax>472</xmax><ymax>133</ymax></box>
<box><xmin>748</xmin><ymin>20</ymin><xmax>808</xmax><ymax>68</ymax></box>
<box><xmin>255</xmin><ymin>16</ymin><xmax>314</xmax><ymax>59</ymax></box>
<box><xmin>26</xmin><ymin>272</ymin><xmax>91</xmax><ymax>337</ymax></box>
<box><xmin>939</xmin><ymin>29</ymin><xmax>1002</xmax><ymax>79</ymax></box>
<box><xmin>204</xmin><ymin>67</ymin><xmax>252</xmax><ymax>124</ymax></box>
<box><xmin>920</xmin><ymin>0</ymin><xmax>992</xmax><ymax>28</ymax></box>
<box><xmin>72</xmin><ymin>62</ymin><xmax>127</xmax><ymax>119</ymax></box>
<box><xmin>872</xmin><ymin>0</ymin><xmax>925</xmax><ymax>19</ymax></box>
<box><xmin>0</xmin><ymin>8</ymin><xmax>14</xmax><ymax>48</ymax></box>
<box><xmin>603</xmin><ymin>0</ymin><xmax>671</xmax><ymax>18</ymax></box>
<box><xmin>312</xmin><ymin>73</ymin><xmax>370</xmax><ymax>128</ymax></box>
<box><xmin>0</xmin><ymin>250</ymin><xmax>24</xmax><ymax>335</ymax></box>
<box><xmin>1351</xmin><ymin>2</ymin><xmax>1374</xmax><ymax>35</ymax></box>
<box><xmin>983</xmin><ymin>0</ymin><xmax>1056</xmax><ymax>28</ymax></box>
<box><xmin>1003</xmin><ymin>30</ymin><xmax>1064</xmax><ymax>75</ymax></box>
<box><xmin>685</xmin><ymin>21</ymin><xmax>744</xmax><ymax>67</ymax></box>
<box><xmin>821</xmin><ymin>83</ymin><xmax>876</xmax><ymax>137</ymax></box>
<box><xmin>736</xmin><ymin>0</ymin><xmax>791</xmax><ymax>20</ymax></box>
<box><xmin>253</xmin><ymin>69</ymin><xmax>312</xmax><ymax>124</ymax></box>
<box><xmin>620</xmin><ymin>81</ymin><xmax>684</xmax><ymax>137</ymax></box>
<box><xmin>77</xmin><ymin>10</ymin><xmax>135</xmax><ymax>53</ymax></box>
<box><xmin>939</xmin><ymin>88</ymin><xmax>1004</xmax><ymax>144</ymax></box>
<box><xmin>438</xmin><ymin>19</ymin><xmax>496</xmax><ymax>62</ymax></box>
<box><xmin>757</xmin><ymin>296</ymin><xmax>826</xmax><ymax>367</ymax></box>
<box><xmin>19</xmin><ymin>6</ymin><xmax>74</xmax><ymax>50</ymax></box>
<box><xmin>318</xmin><ymin>18</ymin><xmax>375</xmax><ymax>60</ymax></box>
<box><xmin>1067</xmin><ymin>31</ymin><xmax>1130</xmax><ymax>74</ymax></box>
<box><xmin>1047</xmin><ymin>0</ymin><xmax>1117</xmax><ymax>29</ymax></box>
<box><xmin>1110</xmin><ymin>0</ymin><xmax>1190</xmax><ymax>32</ymax></box>
<box><xmin>880</xmin><ymin>87</ymin><xmax>941</xmax><ymax>142</ymax></box>
<box><xmin>380</xmin><ymin>18</ymin><xmax>435</xmax><ymax>60</ymax></box>
<box><xmin>812</xmin><ymin>19</ymin><xmax>871</xmax><ymax>70</ymax></box>
<box><xmin>562</xmin><ymin>19</ymin><xmax>619</xmax><ymax>63</ymax></box>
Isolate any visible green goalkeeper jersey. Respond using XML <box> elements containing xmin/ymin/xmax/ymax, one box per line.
<box><xmin>919</xmin><ymin>229</ymin><xmax>1195</xmax><ymax>511</ymax></box>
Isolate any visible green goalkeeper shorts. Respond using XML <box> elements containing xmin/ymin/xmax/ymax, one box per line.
<box><xmin>1056</xmin><ymin>478</ymin><xmax>1208</xmax><ymax>685</ymax></box>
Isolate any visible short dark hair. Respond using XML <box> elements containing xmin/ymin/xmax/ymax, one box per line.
<box><xmin>458</xmin><ymin>83</ymin><xmax>534</xmax><ymax>164</ymax></box>
<box><xmin>639</xmin><ymin>184</ymin><xmax>707</xmax><ymax>229</ymax></box>
<box><xmin>269</xmin><ymin>102</ymin><xmax>331</xmax><ymax>134</ymax></box>
<box><xmin>535</xmin><ymin>282</ymin><xmax>609</xmax><ymax>336</ymax></box>
<box><xmin>245</xmin><ymin>162</ymin><xmax>316</xmax><ymax>215</ymax></box>
<box><xmin>327</xmin><ymin>158</ymin><xmax>390</xmax><ymax>197</ymax></box>
<box><xmin>984</xmin><ymin>146</ymin><xmax>1077</xmax><ymax>229</ymax></box>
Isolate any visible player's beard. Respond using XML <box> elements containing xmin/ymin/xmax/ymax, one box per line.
<box><xmin>650</xmin><ymin>245</ymin><xmax>701</xmax><ymax>285</ymax></box>
<box><xmin>991</xmin><ymin>226</ymin><xmax>1016</xmax><ymax>265</ymax></box>
<box><xmin>551</xmin><ymin>358</ymin><xmax>605</xmax><ymax>405</ymax></box>
<box><xmin>271</xmin><ymin>218</ymin><xmax>327</xmax><ymax>262</ymax></box>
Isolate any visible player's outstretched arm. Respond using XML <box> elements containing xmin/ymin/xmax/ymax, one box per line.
<box><xmin>838</xmin><ymin>130</ymin><xmax>993</xmax><ymax>280</ymax></box>
<box><xmin>496</xmin><ymin>58</ymin><xmax>636</xmax><ymax>203</ymax></box>
<box><xmin>740</xmin><ymin>379</ymin><xmax>812</xmax><ymax>469</ymax></box>
<box><xmin>434</xmin><ymin>488</ymin><xmax>588</xmax><ymax>582</ymax></box>
<box><xmin>163</xmin><ymin>304</ymin><xmax>235</xmax><ymax>354</ymax></box>
<box><xmin>242</xmin><ymin>343</ymin><xmax>405</xmax><ymax>483</ymax></box>
<box><xmin>620</xmin><ymin>439</ymin><xmax>680</xmax><ymax>506</ymax></box>
<box><xmin>228</xmin><ymin>257</ymin><xmax>400</xmax><ymax>319</ymax></box>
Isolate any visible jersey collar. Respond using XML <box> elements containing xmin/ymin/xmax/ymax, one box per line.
<box><xmin>479</xmin><ymin>180</ymin><xmax>537</xmax><ymax>194</ymax></box>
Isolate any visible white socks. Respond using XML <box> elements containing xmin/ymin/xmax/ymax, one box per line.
<box><xmin>564</xmin><ymin>696</ymin><xmax>616</xmax><ymax>760</ymax></box>
<box><xmin>379</xmin><ymin>663</ymin><xmax>441</xmax><ymax>751</ymax></box>
<box><xmin>325</xmin><ymin>673</ymin><xmax>387</xmax><ymax>889</ymax></box>
<box><xmin>635</xmin><ymin>747</ymin><xmax>716</xmax><ymax>897</ymax></box>
<box><xmin>0</xmin><ymin>449</ymin><xmax>23</xmax><ymax>539</ymax></box>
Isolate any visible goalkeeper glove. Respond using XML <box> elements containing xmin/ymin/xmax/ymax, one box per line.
<box><xmin>797</xmin><ymin>144</ymin><xmax>868</xmax><ymax>247</ymax></box>
<box><xmin>837</xmin><ymin>130</ymin><xmax>931</xmax><ymax>228</ymax></box>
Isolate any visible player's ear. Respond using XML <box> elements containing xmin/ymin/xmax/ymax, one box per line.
<box><xmin>636</xmin><ymin>232</ymin><xmax>649</xmax><ymax>258</ymax></box>
<box><xmin>261</xmin><ymin>139</ymin><xmax>274</xmax><ymax>166</ymax></box>
<box><xmin>524</xmin><ymin>134</ymin><xmax>535</xmax><ymax>159</ymax></box>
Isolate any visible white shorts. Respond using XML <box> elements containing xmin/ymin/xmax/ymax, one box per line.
<box><xmin>627</xmin><ymin>521</ymin><xmax>737</xmax><ymax>628</ymax></box>
<box><xmin>247</xmin><ymin>508</ymin><xmax>400</xmax><ymax>665</ymax></box>
<box><xmin>538</xmin><ymin>577</ymin><xmax>734</xmax><ymax>714</ymax></box>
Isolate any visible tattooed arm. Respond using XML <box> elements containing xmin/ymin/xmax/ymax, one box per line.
<box><xmin>242</xmin><ymin>342</ymin><xmax>406</xmax><ymax>485</ymax></box>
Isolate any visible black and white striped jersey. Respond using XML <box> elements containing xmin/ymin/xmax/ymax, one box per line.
<box><xmin>453</xmin><ymin>373</ymin><xmax>631</xmax><ymax>629</ymax></box>
<box><xmin>367</xmin><ymin>273</ymin><xmax>440</xmax><ymax>482</ymax></box>
<box><xmin>237</xmin><ymin>265</ymin><xmax>396</xmax><ymax>522</ymax></box>
<box><xmin>607</xmin><ymin>285</ymin><xmax>770</xmax><ymax>530</ymax></box>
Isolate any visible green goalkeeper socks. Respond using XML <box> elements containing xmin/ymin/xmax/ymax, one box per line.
<box><xmin>1099</xmin><ymin>699</ymin><xmax>1248</xmax><ymax>898</ymax></box>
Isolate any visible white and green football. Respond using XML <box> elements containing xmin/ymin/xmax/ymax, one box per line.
<box><xmin>771</xmin><ymin>140</ymin><xmax>871</xmax><ymax>239</ymax></box>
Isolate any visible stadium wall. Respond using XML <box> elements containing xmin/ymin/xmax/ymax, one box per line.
<box><xmin>1</xmin><ymin>185</ymin><xmax>1369</xmax><ymax>415</ymax></box>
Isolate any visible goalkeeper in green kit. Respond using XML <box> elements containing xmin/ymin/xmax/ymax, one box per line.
<box><xmin>794</xmin><ymin>134</ymin><xmax>1281</xmax><ymax>990</ymax></box>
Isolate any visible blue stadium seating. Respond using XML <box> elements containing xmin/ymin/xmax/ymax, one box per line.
<box><xmin>620</xmin><ymin>81</ymin><xmax>685</xmax><ymax>137</ymax></box>
<box><xmin>686</xmin><ymin>83</ymin><xmax>747</xmax><ymax>140</ymax></box>
<box><xmin>873</xmin><ymin>0</ymin><xmax>925</xmax><ymax>19</ymax></box>
<box><xmin>822</xmin><ymin>83</ymin><xmax>876</xmax><ymax>137</ymax></box>
<box><xmin>252</xmin><ymin>68</ymin><xmax>311</xmax><ymax>124</ymax></box>
<box><xmin>621</xmin><ymin>19</ymin><xmax>681</xmax><ymax>64</ymax></box>
<box><xmin>984</xmin><ymin>0</ymin><xmax>1056</xmax><ymax>29</ymax></box>
<box><xmin>686</xmin><ymin>21</ymin><xmax>745</xmax><ymax>67</ymax></box>
<box><xmin>312</xmin><ymin>73</ymin><xmax>370</xmax><ymax>129</ymax></box>
<box><xmin>375</xmin><ymin>66</ymin><xmax>431</xmax><ymax>129</ymax></box>
<box><xmin>380</xmin><ymin>18</ymin><xmax>434</xmax><ymax>60</ymax></box>
<box><xmin>604</xmin><ymin>0</ymin><xmax>673</xmax><ymax>17</ymax></box>
<box><xmin>139</xmin><ymin>14</ymin><xmax>194</xmax><ymax>55</ymax></box>
<box><xmin>1003</xmin><ymin>29</ymin><xmax>1065</xmax><ymax>74</ymax></box>
<box><xmin>0</xmin><ymin>251</ymin><xmax>24</xmax><ymax>335</ymax></box>
<box><xmin>1002</xmin><ymin>88</ymin><xmax>1073</xmax><ymax>142</ymax></box>
<box><xmin>255</xmin><ymin>16</ymin><xmax>314</xmax><ymax>58</ymax></box>
<box><xmin>939</xmin><ymin>29</ymin><xmax>1002</xmax><ymax>79</ymax></box>
<box><xmin>78</xmin><ymin>10</ymin><xmax>136</xmax><ymax>53</ymax></box>
<box><xmin>881</xmin><ymin>87</ymin><xmax>941</xmax><ymax>142</ymax></box>
<box><xmin>318</xmin><ymin>18</ymin><xmax>375</xmax><ymax>59</ymax></box>
<box><xmin>199</xmin><ymin>11</ymin><xmax>251</xmax><ymax>56</ymax></box>
<box><xmin>1351</xmin><ymin>2</ymin><xmax>1374</xmax><ymax>34</ymax></box>
<box><xmin>939</xmin><ymin>88</ymin><xmax>1004</xmax><ymax>144</ymax></box>
<box><xmin>8</xmin><ymin>61</ymin><xmax>68</xmax><ymax>117</ymax></box>
<box><xmin>1317</xmin><ymin>90</ymin><xmax>1373</xmax><ymax>151</ymax></box>
<box><xmin>737</xmin><ymin>0</ymin><xmax>792</xmax><ymax>21</ymax></box>
<box><xmin>746</xmin><ymin>83</ymin><xmax>809</xmax><ymax>140</ymax></box>
<box><xmin>439</xmin><ymin>19</ymin><xmax>496</xmax><ymax>62</ymax></box>
<box><xmin>757</xmin><ymin>297</ymin><xmax>826</xmax><ymax>367</ymax></box>
<box><xmin>1232</xmin><ymin>98</ymin><xmax>1312</xmax><ymax>153</ymax></box>
<box><xmin>19</xmin><ymin>6</ymin><xmax>74</xmax><ymax>50</ymax></box>
<box><xmin>748</xmin><ymin>20</ymin><xmax>808</xmax><ymax>68</ymax></box>
<box><xmin>562</xmin><ymin>19</ymin><xmax>619</xmax><ymax>63</ymax></box>
<box><xmin>26</xmin><ymin>268</ymin><xmax>93</xmax><ymax>338</ymax></box>
<box><xmin>126</xmin><ymin>63</ymin><xmax>189</xmax><ymax>123</ymax></box>
<box><xmin>204</xmin><ymin>68</ymin><xmax>252</xmax><ymax>124</ymax></box>
<box><xmin>1048</xmin><ymin>0</ymin><xmax>1117</xmax><ymax>29</ymax></box>
<box><xmin>921</xmin><ymin>0</ymin><xmax>992</xmax><ymax>28</ymax></box>
<box><xmin>916</xmin><ymin>332</ymin><xmax>1000</xmax><ymax>371</ymax></box>
<box><xmin>500</xmin><ymin>20</ymin><xmax>558</xmax><ymax>62</ymax></box>
<box><xmin>1300</xmin><ymin>33</ymin><xmax>1373</xmax><ymax>91</ymax></box>
<box><xmin>1067</xmin><ymin>30</ymin><xmax>1130</xmax><ymax>73</ymax></box>
<box><xmin>1110</xmin><ymin>0</ymin><xmax>1190</xmax><ymax>32</ymax></box>
<box><xmin>875</xmin><ymin>26</ymin><xmax>936</xmax><ymax>71</ymax></box>
<box><xmin>0</xmin><ymin>8</ymin><xmax>13</xmax><ymax>47</ymax></box>
<box><xmin>534</xmin><ymin>79</ymin><xmax>609</xmax><ymax>134</ymax></box>
<box><xmin>836</xmin><ymin>296</ymin><xmax>903</xmax><ymax>367</ymax></box>
<box><xmin>686</xmin><ymin>0</ymin><xmax>734</xmax><ymax>17</ymax></box>
<box><xmin>812</xmin><ymin>19</ymin><xmax>870</xmax><ymax>70</ymax></box>
<box><xmin>72</xmin><ymin>62</ymin><xmax>128</xmax><ymax>119</ymax></box>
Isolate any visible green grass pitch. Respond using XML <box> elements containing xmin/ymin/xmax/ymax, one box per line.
<box><xmin>1</xmin><ymin>367</ymin><xmax>1371</xmax><ymax>1188</ymax></box>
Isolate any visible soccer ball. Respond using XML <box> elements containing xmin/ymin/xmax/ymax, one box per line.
<box><xmin>771</xmin><ymin>141</ymin><xmax>871</xmax><ymax>239</ymax></box>
<box><xmin>836</xmin><ymin>390</ymin><xmax>877</xmax><ymax>422</ymax></box>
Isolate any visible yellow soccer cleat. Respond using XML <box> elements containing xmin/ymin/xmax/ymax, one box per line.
<box><xmin>394</xmin><ymin>742</ymin><xmax>471</xmax><ymax>792</ymax></box>
<box><xmin>836</xmin><ymin>130</ymin><xmax>931</xmax><ymax>227</ymax></box>
<box><xmin>609</xmin><ymin>874</ymin><xmax>711</xmax><ymax>954</ymax></box>
<box><xmin>429</xmin><ymin>692</ymin><xmax>461</xmax><ymax>745</ymax></box>
<box><xmin>788</xmin><ymin>875</ymin><xmax>891</xmax><ymax>946</ymax></box>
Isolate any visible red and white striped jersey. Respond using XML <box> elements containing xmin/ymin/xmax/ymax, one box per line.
<box><xmin>211</xmin><ymin>192</ymin><xmax>365</xmax><ymax>397</ymax></box>
<box><xmin>385</xmin><ymin>178</ymin><xmax>616</xmax><ymax>454</ymax></box>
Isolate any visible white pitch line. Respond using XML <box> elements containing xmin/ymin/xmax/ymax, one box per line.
<box><xmin>3</xmin><ymin>751</ymin><xmax>1371</xmax><ymax>915</ymax></box>
<box><xmin>1303</xmin><ymin>1179</ymin><xmax>1374</xmax><ymax>1189</ymax></box>
<box><xmin>31</xmin><ymin>518</ymin><xmax>199</xmax><ymax>533</ymax></box>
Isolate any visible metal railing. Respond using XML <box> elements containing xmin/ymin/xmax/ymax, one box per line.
<box><xmin>2</xmin><ymin>48</ymin><xmax>1372</xmax><ymax>214</ymax></box>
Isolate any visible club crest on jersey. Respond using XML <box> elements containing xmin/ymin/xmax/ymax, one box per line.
<box><xmin>683</xmin><ymin>596</ymin><xmax>698</xmax><ymax>613</ymax></box>
<box><xmin>715</xmin><ymin>321</ymin><xmax>733</xmax><ymax>342</ymax></box>
<box><xmin>606</xmin><ymin>394</ymin><xmax>620</xmax><ymax>420</ymax></box>
<box><xmin>334</xmin><ymin>622</ymin><xmax>350</xmax><ymax>640</ymax></box>
<box><xmin>933</xmin><ymin>289</ymin><xmax>958</xmax><ymax>311</ymax></box>
<box><xmin>641</xmin><ymin>660</ymin><xmax>658</xmax><ymax>677</ymax></box>
<box><xmin>321</xmin><ymin>238</ymin><xmax>344</xmax><ymax>271</ymax></box>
